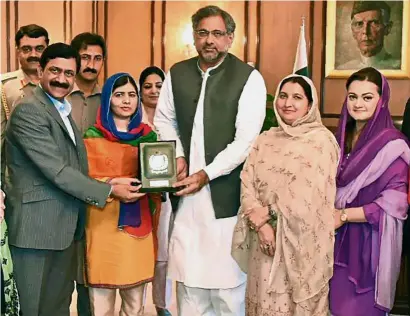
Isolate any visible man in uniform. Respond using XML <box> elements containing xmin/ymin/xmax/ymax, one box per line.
<box><xmin>1</xmin><ymin>24</ymin><xmax>49</xmax><ymax>184</ymax></box>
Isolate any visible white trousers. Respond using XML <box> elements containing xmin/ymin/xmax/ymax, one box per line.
<box><xmin>176</xmin><ymin>282</ymin><xmax>246</xmax><ymax>316</ymax></box>
<box><xmin>89</xmin><ymin>285</ymin><xmax>144</xmax><ymax>316</ymax></box>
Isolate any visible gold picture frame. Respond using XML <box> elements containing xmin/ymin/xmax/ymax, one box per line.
<box><xmin>325</xmin><ymin>0</ymin><xmax>410</xmax><ymax>78</ymax></box>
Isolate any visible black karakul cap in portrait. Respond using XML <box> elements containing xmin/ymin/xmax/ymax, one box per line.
<box><xmin>351</xmin><ymin>1</ymin><xmax>391</xmax><ymax>19</ymax></box>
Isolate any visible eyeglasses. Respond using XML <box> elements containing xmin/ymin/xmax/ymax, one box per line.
<box><xmin>351</xmin><ymin>19</ymin><xmax>383</xmax><ymax>32</ymax></box>
<box><xmin>19</xmin><ymin>45</ymin><xmax>46</xmax><ymax>54</ymax></box>
<box><xmin>194</xmin><ymin>29</ymin><xmax>229</xmax><ymax>39</ymax></box>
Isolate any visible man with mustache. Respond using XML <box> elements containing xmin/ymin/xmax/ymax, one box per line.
<box><xmin>338</xmin><ymin>1</ymin><xmax>401</xmax><ymax>70</ymax></box>
<box><xmin>68</xmin><ymin>32</ymin><xmax>105</xmax><ymax>134</ymax></box>
<box><xmin>4</xmin><ymin>43</ymin><xmax>143</xmax><ymax>315</ymax></box>
<box><xmin>1</xmin><ymin>24</ymin><xmax>49</xmax><ymax>185</ymax></box>
<box><xmin>154</xmin><ymin>5</ymin><xmax>266</xmax><ymax>315</ymax></box>
<box><xmin>67</xmin><ymin>32</ymin><xmax>106</xmax><ymax>316</ymax></box>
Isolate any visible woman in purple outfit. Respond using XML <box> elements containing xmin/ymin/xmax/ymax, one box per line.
<box><xmin>329</xmin><ymin>67</ymin><xmax>410</xmax><ymax>316</ymax></box>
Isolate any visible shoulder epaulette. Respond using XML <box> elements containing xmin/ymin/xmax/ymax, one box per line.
<box><xmin>0</xmin><ymin>70</ymin><xmax>20</xmax><ymax>84</ymax></box>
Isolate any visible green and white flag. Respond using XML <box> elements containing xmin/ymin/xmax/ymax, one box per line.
<box><xmin>293</xmin><ymin>18</ymin><xmax>309</xmax><ymax>77</ymax></box>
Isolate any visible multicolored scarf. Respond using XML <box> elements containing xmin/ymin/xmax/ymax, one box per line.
<box><xmin>84</xmin><ymin>72</ymin><xmax>157</xmax><ymax>237</ymax></box>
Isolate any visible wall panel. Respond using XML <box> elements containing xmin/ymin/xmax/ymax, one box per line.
<box><xmin>104</xmin><ymin>1</ymin><xmax>151</xmax><ymax>80</ymax></box>
<box><xmin>1</xmin><ymin>0</ymin><xmax>100</xmax><ymax>74</ymax></box>
<box><xmin>259</xmin><ymin>1</ymin><xmax>311</xmax><ymax>95</ymax></box>
<box><xmin>1</xmin><ymin>1</ymin><xmax>9</xmax><ymax>73</ymax></box>
<box><xmin>17</xmin><ymin>1</ymin><xmax>65</xmax><ymax>43</ymax></box>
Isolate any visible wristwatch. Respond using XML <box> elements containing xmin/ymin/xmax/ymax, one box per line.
<box><xmin>340</xmin><ymin>208</ymin><xmax>348</xmax><ymax>222</ymax></box>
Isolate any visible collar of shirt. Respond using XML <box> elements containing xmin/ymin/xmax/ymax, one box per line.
<box><xmin>18</xmin><ymin>69</ymin><xmax>38</xmax><ymax>89</ymax></box>
<box><xmin>40</xmin><ymin>84</ymin><xmax>72</xmax><ymax>118</ymax></box>
<box><xmin>360</xmin><ymin>47</ymin><xmax>389</xmax><ymax>65</ymax></box>
<box><xmin>70</xmin><ymin>82</ymin><xmax>101</xmax><ymax>97</ymax></box>
<box><xmin>196</xmin><ymin>56</ymin><xmax>226</xmax><ymax>77</ymax></box>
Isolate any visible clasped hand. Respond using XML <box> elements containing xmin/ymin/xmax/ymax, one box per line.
<box><xmin>110</xmin><ymin>178</ymin><xmax>146</xmax><ymax>203</ymax></box>
<box><xmin>242</xmin><ymin>206</ymin><xmax>270</xmax><ymax>231</ymax></box>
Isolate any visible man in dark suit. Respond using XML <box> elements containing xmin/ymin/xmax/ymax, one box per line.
<box><xmin>401</xmin><ymin>97</ymin><xmax>410</xmax><ymax>309</ymax></box>
<box><xmin>4</xmin><ymin>43</ymin><xmax>143</xmax><ymax>316</ymax></box>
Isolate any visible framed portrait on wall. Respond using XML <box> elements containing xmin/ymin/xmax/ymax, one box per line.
<box><xmin>325</xmin><ymin>0</ymin><xmax>410</xmax><ymax>78</ymax></box>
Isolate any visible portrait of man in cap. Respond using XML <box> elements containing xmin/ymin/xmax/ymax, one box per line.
<box><xmin>333</xmin><ymin>0</ymin><xmax>403</xmax><ymax>71</ymax></box>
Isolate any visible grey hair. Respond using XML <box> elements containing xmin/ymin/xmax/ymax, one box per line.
<box><xmin>191</xmin><ymin>5</ymin><xmax>236</xmax><ymax>33</ymax></box>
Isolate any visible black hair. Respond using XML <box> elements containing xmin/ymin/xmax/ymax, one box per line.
<box><xmin>39</xmin><ymin>43</ymin><xmax>81</xmax><ymax>73</ymax></box>
<box><xmin>70</xmin><ymin>32</ymin><xmax>107</xmax><ymax>58</ymax></box>
<box><xmin>15</xmin><ymin>24</ymin><xmax>49</xmax><ymax>47</ymax></box>
<box><xmin>113</xmin><ymin>75</ymin><xmax>139</xmax><ymax>97</ymax></box>
<box><xmin>346</xmin><ymin>67</ymin><xmax>383</xmax><ymax>95</ymax></box>
<box><xmin>139</xmin><ymin>66</ymin><xmax>165</xmax><ymax>88</ymax></box>
<box><xmin>279</xmin><ymin>76</ymin><xmax>313</xmax><ymax>104</ymax></box>
<box><xmin>191</xmin><ymin>5</ymin><xmax>236</xmax><ymax>33</ymax></box>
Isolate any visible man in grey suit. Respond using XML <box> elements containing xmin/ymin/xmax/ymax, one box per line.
<box><xmin>4</xmin><ymin>43</ymin><xmax>144</xmax><ymax>316</ymax></box>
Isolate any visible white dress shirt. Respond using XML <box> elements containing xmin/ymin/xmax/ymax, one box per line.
<box><xmin>43</xmin><ymin>88</ymin><xmax>76</xmax><ymax>145</ymax></box>
<box><xmin>154</xmin><ymin>62</ymin><xmax>266</xmax><ymax>289</ymax></box>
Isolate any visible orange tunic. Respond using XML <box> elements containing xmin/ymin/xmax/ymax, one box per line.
<box><xmin>84</xmin><ymin>137</ymin><xmax>158</xmax><ymax>288</ymax></box>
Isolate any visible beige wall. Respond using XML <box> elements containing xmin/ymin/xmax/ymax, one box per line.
<box><xmin>1</xmin><ymin>1</ymin><xmax>94</xmax><ymax>73</ymax></box>
<box><xmin>2</xmin><ymin>0</ymin><xmax>409</xmax><ymax>124</ymax></box>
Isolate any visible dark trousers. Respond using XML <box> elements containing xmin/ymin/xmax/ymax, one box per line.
<box><xmin>10</xmin><ymin>243</ymin><xmax>75</xmax><ymax>316</ymax></box>
<box><xmin>404</xmin><ymin>217</ymin><xmax>410</xmax><ymax>309</ymax></box>
<box><xmin>75</xmin><ymin>283</ymin><xmax>91</xmax><ymax>316</ymax></box>
<box><xmin>70</xmin><ymin>239</ymin><xmax>91</xmax><ymax>316</ymax></box>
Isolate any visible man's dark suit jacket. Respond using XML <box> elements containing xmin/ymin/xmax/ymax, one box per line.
<box><xmin>401</xmin><ymin>98</ymin><xmax>410</xmax><ymax>255</ymax></box>
<box><xmin>4</xmin><ymin>86</ymin><xmax>111</xmax><ymax>250</ymax></box>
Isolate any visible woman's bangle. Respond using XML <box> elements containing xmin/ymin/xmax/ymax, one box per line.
<box><xmin>268</xmin><ymin>206</ymin><xmax>278</xmax><ymax>228</ymax></box>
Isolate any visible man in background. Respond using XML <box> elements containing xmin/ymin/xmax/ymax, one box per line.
<box><xmin>69</xmin><ymin>32</ymin><xmax>105</xmax><ymax>134</ymax></box>
<box><xmin>1</xmin><ymin>24</ymin><xmax>49</xmax><ymax>184</ymax></box>
<box><xmin>68</xmin><ymin>32</ymin><xmax>106</xmax><ymax>316</ymax></box>
<box><xmin>400</xmin><ymin>97</ymin><xmax>410</xmax><ymax>310</ymax></box>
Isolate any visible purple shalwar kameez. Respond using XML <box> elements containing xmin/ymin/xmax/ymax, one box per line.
<box><xmin>329</xmin><ymin>73</ymin><xmax>410</xmax><ymax>316</ymax></box>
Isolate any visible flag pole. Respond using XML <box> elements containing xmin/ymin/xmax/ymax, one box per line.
<box><xmin>293</xmin><ymin>15</ymin><xmax>309</xmax><ymax>77</ymax></box>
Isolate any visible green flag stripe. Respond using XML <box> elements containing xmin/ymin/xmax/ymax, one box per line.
<box><xmin>295</xmin><ymin>67</ymin><xmax>309</xmax><ymax>77</ymax></box>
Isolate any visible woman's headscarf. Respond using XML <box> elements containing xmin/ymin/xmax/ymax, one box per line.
<box><xmin>95</xmin><ymin>72</ymin><xmax>151</xmax><ymax>142</ymax></box>
<box><xmin>138</xmin><ymin>66</ymin><xmax>165</xmax><ymax>89</ymax></box>
<box><xmin>273</xmin><ymin>74</ymin><xmax>324</xmax><ymax>137</ymax></box>
<box><xmin>335</xmin><ymin>69</ymin><xmax>406</xmax><ymax>187</ymax></box>
<box><xmin>232</xmin><ymin>74</ymin><xmax>340</xmax><ymax>303</ymax></box>
<box><xmin>89</xmin><ymin>72</ymin><xmax>157</xmax><ymax>237</ymax></box>
<box><xmin>333</xmin><ymin>69</ymin><xmax>410</xmax><ymax>311</ymax></box>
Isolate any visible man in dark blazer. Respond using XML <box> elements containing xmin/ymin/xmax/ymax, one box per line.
<box><xmin>4</xmin><ymin>43</ymin><xmax>143</xmax><ymax>315</ymax></box>
<box><xmin>401</xmin><ymin>97</ymin><xmax>410</xmax><ymax>309</ymax></box>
